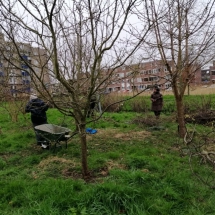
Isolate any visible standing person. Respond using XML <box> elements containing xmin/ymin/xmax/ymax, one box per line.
<box><xmin>25</xmin><ymin>94</ymin><xmax>49</xmax><ymax>148</ymax></box>
<box><xmin>150</xmin><ymin>86</ymin><xmax>163</xmax><ymax>119</ymax></box>
<box><xmin>87</xmin><ymin>94</ymin><xmax>97</xmax><ymax>118</ymax></box>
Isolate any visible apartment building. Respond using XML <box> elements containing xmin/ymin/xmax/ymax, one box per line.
<box><xmin>0</xmin><ymin>33</ymin><xmax>50</xmax><ymax>98</ymax></box>
<box><xmin>106</xmin><ymin>60</ymin><xmax>202</xmax><ymax>93</ymax></box>
<box><xmin>201</xmin><ymin>61</ymin><xmax>215</xmax><ymax>84</ymax></box>
<box><xmin>210</xmin><ymin>62</ymin><xmax>215</xmax><ymax>84</ymax></box>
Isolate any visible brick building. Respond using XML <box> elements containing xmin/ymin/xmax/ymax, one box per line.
<box><xmin>106</xmin><ymin>60</ymin><xmax>202</xmax><ymax>93</ymax></box>
<box><xmin>0</xmin><ymin>33</ymin><xmax>50</xmax><ymax>98</ymax></box>
<box><xmin>201</xmin><ymin>61</ymin><xmax>215</xmax><ymax>84</ymax></box>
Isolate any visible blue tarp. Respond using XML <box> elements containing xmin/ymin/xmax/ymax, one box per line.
<box><xmin>86</xmin><ymin>128</ymin><xmax>97</xmax><ymax>134</ymax></box>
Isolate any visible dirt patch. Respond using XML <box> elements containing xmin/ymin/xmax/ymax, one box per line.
<box><xmin>34</xmin><ymin>156</ymin><xmax>82</xmax><ymax>179</ymax></box>
<box><xmin>61</xmin><ymin>168</ymin><xmax>83</xmax><ymax>179</ymax></box>
<box><xmin>37</xmin><ymin>156</ymin><xmax>78</xmax><ymax>169</ymax></box>
<box><xmin>61</xmin><ymin>160</ymin><xmax>127</xmax><ymax>182</ymax></box>
<box><xmin>106</xmin><ymin>160</ymin><xmax>126</xmax><ymax>170</ymax></box>
<box><xmin>132</xmin><ymin>117</ymin><xmax>159</xmax><ymax>127</ymax></box>
<box><xmin>114</xmin><ymin>130</ymin><xmax>151</xmax><ymax>140</ymax></box>
<box><xmin>92</xmin><ymin>128</ymin><xmax>151</xmax><ymax>141</ymax></box>
<box><xmin>34</xmin><ymin>155</ymin><xmax>130</xmax><ymax>182</ymax></box>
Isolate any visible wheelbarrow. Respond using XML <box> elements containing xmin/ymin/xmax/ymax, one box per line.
<box><xmin>34</xmin><ymin>124</ymin><xmax>77</xmax><ymax>150</ymax></box>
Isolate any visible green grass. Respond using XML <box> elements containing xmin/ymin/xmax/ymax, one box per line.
<box><xmin>1</xmin><ymin>105</ymin><xmax>215</xmax><ymax>214</ymax></box>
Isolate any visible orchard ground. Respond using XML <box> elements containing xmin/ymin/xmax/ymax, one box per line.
<box><xmin>1</xmin><ymin>92</ymin><xmax>215</xmax><ymax>214</ymax></box>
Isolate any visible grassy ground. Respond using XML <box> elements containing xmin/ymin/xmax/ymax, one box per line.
<box><xmin>1</xmin><ymin>103</ymin><xmax>215</xmax><ymax>214</ymax></box>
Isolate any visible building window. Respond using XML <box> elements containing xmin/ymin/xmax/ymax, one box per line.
<box><xmin>165</xmin><ymin>83</ymin><xmax>172</xmax><ymax>89</ymax></box>
<box><xmin>9</xmin><ymin>75</ymin><xmax>16</xmax><ymax>84</ymax></box>
<box><xmin>118</xmin><ymin>73</ymin><xmax>124</xmax><ymax>77</ymax></box>
<box><xmin>21</xmin><ymin>71</ymin><xmax>30</xmax><ymax>76</ymax></box>
<box><xmin>211</xmin><ymin>71</ymin><xmax>215</xmax><ymax>75</ymax></box>
<box><xmin>21</xmin><ymin>54</ymin><xmax>28</xmax><ymax>60</ymax></box>
<box><xmin>137</xmin><ymin>78</ymin><xmax>142</xmax><ymax>82</ymax></box>
<box><xmin>21</xmin><ymin>64</ymin><xmax>29</xmax><ymax>69</ymax></box>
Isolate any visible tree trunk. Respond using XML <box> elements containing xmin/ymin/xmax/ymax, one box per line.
<box><xmin>79</xmin><ymin>124</ymin><xmax>90</xmax><ymax>179</ymax></box>
<box><xmin>176</xmin><ymin>97</ymin><xmax>186</xmax><ymax>137</ymax></box>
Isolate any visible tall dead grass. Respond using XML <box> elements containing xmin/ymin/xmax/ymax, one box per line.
<box><xmin>115</xmin><ymin>85</ymin><xmax>215</xmax><ymax>97</ymax></box>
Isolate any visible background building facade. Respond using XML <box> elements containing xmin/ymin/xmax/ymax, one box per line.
<box><xmin>106</xmin><ymin>60</ymin><xmax>202</xmax><ymax>93</ymax></box>
<box><xmin>0</xmin><ymin>33</ymin><xmax>50</xmax><ymax>98</ymax></box>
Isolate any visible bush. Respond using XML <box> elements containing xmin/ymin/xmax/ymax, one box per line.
<box><xmin>129</xmin><ymin>98</ymin><xmax>149</xmax><ymax>113</ymax></box>
<box><xmin>101</xmin><ymin>94</ymin><xmax>124</xmax><ymax>112</ymax></box>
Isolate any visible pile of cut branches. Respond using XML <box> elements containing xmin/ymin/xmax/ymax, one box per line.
<box><xmin>183</xmin><ymin>128</ymin><xmax>215</xmax><ymax>189</ymax></box>
<box><xmin>185</xmin><ymin>110</ymin><xmax>215</xmax><ymax>125</ymax></box>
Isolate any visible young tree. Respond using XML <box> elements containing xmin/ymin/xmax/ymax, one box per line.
<box><xmin>0</xmin><ymin>0</ymin><xmax>152</xmax><ymax>178</ymax></box>
<box><xmin>146</xmin><ymin>0</ymin><xmax>215</xmax><ymax>137</ymax></box>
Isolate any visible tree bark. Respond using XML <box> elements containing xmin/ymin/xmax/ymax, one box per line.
<box><xmin>176</xmin><ymin>97</ymin><xmax>186</xmax><ymax>137</ymax></box>
<box><xmin>79</xmin><ymin>124</ymin><xmax>90</xmax><ymax>179</ymax></box>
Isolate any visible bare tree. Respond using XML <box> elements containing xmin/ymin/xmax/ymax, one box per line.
<box><xmin>0</xmin><ymin>0</ymin><xmax>152</xmax><ymax>178</ymax></box>
<box><xmin>145</xmin><ymin>0</ymin><xmax>215</xmax><ymax>137</ymax></box>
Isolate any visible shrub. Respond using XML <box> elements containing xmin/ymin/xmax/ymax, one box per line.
<box><xmin>101</xmin><ymin>94</ymin><xmax>124</xmax><ymax>112</ymax></box>
<box><xmin>129</xmin><ymin>98</ymin><xmax>149</xmax><ymax>113</ymax></box>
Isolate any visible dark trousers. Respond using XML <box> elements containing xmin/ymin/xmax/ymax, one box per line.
<box><xmin>87</xmin><ymin>102</ymin><xmax>96</xmax><ymax>117</ymax></box>
<box><xmin>33</xmin><ymin>122</ymin><xmax>48</xmax><ymax>144</ymax></box>
<box><xmin>154</xmin><ymin>111</ymin><xmax>161</xmax><ymax>116</ymax></box>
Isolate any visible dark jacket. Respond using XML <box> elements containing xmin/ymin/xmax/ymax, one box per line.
<box><xmin>151</xmin><ymin>92</ymin><xmax>163</xmax><ymax>111</ymax></box>
<box><xmin>25</xmin><ymin>98</ymin><xmax>49</xmax><ymax>125</ymax></box>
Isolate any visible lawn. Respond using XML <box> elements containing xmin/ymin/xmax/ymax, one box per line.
<box><xmin>0</xmin><ymin>99</ymin><xmax>215</xmax><ymax>215</ymax></box>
